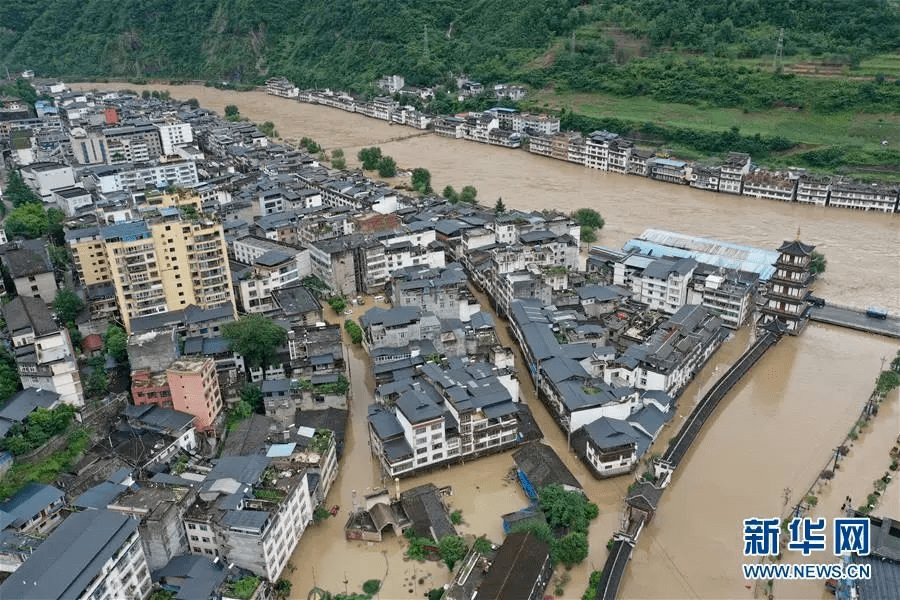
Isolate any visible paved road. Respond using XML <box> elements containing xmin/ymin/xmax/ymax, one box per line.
<box><xmin>810</xmin><ymin>305</ymin><xmax>900</xmax><ymax>338</ymax></box>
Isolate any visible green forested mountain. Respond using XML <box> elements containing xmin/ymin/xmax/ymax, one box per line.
<box><xmin>2</xmin><ymin>0</ymin><xmax>899</xmax><ymax>114</ymax></box>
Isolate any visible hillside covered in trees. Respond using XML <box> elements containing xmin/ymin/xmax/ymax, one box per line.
<box><xmin>1</xmin><ymin>0</ymin><xmax>898</xmax><ymax>102</ymax></box>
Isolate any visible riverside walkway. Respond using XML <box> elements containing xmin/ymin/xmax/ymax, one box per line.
<box><xmin>809</xmin><ymin>305</ymin><xmax>900</xmax><ymax>338</ymax></box>
<box><xmin>660</xmin><ymin>326</ymin><xmax>781</xmax><ymax>470</ymax></box>
<box><xmin>596</xmin><ymin>323</ymin><xmax>785</xmax><ymax>600</ymax></box>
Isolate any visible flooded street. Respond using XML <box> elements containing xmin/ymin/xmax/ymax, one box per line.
<box><xmin>72</xmin><ymin>83</ymin><xmax>900</xmax><ymax>599</ymax></box>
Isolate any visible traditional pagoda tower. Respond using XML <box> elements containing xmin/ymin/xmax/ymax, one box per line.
<box><xmin>759</xmin><ymin>234</ymin><xmax>816</xmax><ymax>335</ymax></box>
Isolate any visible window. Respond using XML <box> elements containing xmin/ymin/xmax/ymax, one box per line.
<box><xmin>187</xmin><ymin>523</ymin><xmax>197</xmax><ymax>530</ymax></box>
<box><xmin>190</xmin><ymin>535</ymin><xmax>199</xmax><ymax>541</ymax></box>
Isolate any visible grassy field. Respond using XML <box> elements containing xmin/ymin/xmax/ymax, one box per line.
<box><xmin>526</xmin><ymin>89</ymin><xmax>900</xmax><ymax>153</ymax></box>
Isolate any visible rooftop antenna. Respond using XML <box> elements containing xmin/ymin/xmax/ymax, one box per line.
<box><xmin>773</xmin><ymin>28</ymin><xmax>784</xmax><ymax>72</ymax></box>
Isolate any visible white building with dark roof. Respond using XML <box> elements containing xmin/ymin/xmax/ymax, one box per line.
<box><xmin>2</xmin><ymin>296</ymin><xmax>84</xmax><ymax>406</ymax></box>
<box><xmin>0</xmin><ymin>509</ymin><xmax>152</xmax><ymax>600</ymax></box>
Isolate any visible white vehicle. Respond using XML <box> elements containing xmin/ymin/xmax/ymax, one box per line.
<box><xmin>344</xmin><ymin>309</ymin><xmax>353</xmax><ymax>315</ymax></box>
<box><xmin>373</xmin><ymin>295</ymin><xmax>385</xmax><ymax>302</ymax></box>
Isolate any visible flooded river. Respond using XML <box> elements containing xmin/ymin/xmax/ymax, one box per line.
<box><xmin>73</xmin><ymin>84</ymin><xmax>900</xmax><ymax>599</ymax></box>
<box><xmin>73</xmin><ymin>83</ymin><xmax>900</xmax><ymax>313</ymax></box>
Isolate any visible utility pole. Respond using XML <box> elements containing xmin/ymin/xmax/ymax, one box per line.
<box><xmin>773</xmin><ymin>28</ymin><xmax>784</xmax><ymax>72</ymax></box>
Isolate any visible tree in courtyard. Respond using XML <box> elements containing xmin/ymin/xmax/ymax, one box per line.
<box><xmin>48</xmin><ymin>245</ymin><xmax>70</xmax><ymax>270</ymax></box>
<box><xmin>47</xmin><ymin>207</ymin><xmax>66</xmax><ymax>245</ymax></box>
<box><xmin>53</xmin><ymin>289</ymin><xmax>85</xmax><ymax>325</ymax></box>
<box><xmin>376</xmin><ymin>156</ymin><xmax>397</xmax><ymax>177</ymax></box>
<box><xmin>222</xmin><ymin>314</ymin><xmax>287</xmax><ymax>378</ymax></box>
<box><xmin>358</xmin><ymin>147</ymin><xmax>383</xmax><ymax>170</ymax></box>
<box><xmin>0</xmin><ymin>347</ymin><xmax>21</xmax><ymax>402</ymax></box>
<box><xmin>810</xmin><ymin>251</ymin><xmax>827</xmax><ymax>275</ymax></box>
<box><xmin>459</xmin><ymin>185</ymin><xmax>478</xmax><ymax>204</ymax></box>
<box><xmin>411</xmin><ymin>168</ymin><xmax>432</xmax><ymax>193</ymax></box>
<box><xmin>494</xmin><ymin>197</ymin><xmax>506</xmax><ymax>215</ymax></box>
<box><xmin>84</xmin><ymin>356</ymin><xmax>108</xmax><ymax>398</ymax></box>
<box><xmin>224</xmin><ymin>104</ymin><xmax>239</xmax><ymax>117</ymax></box>
<box><xmin>328</xmin><ymin>296</ymin><xmax>347</xmax><ymax>314</ymax></box>
<box><xmin>538</xmin><ymin>484</ymin><xmax>599</xmax><ymax>533</ymax></box>
<box><xmin>240</xmin><ymin>383</ymin><xmax>263</xmax><ymax>413</ymax></box>
<box><xmin>552</xmin><ymin>531</ymin><xmax>589</xmax><ymax>567</ymax></box>
<box><xmin>4</xmin><ymin>170</ymin><xmax>41</xmax><ymax>207</ymax></box>
<box><xmin>104</xmin><ymin>323</ymin><xmax>128</xmax><ymax>363</ymax></box>
<box><xmin>438</xmin><ymin>535</ymin><xmax>467</xmax><ymax>571</ymax></box>
<box><xmin>5</xmin><ymin>203</ymin><xmax>49</xmax><ymax>239</ymax></box>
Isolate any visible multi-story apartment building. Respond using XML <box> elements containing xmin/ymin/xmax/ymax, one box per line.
<box><xmin>93</xmin><ymin>192</ymin><xmax>235</xmax><ymax>332</ymax></box>
<box><xmin>103</xmin><ymin>122</ymin><xmax>163</xmax><ymax>162</ymax></box>
<box><xmin>616</xmin><ymin>256</ymin><xmax>698</xmax><ymax>315</ymax></box>
<box><xmin>0</xmin><ymin>509</ymin><xmax>152</xmax><ymax>600</ymax></box>
<box><xmin>67</xmin><ymin>226</ymin><xmax>111</xmax><ymax>286</ymax></box>
<box><xmin>156</xmin><ymin>120</ymin><xmax>193</xmax><ymax>156</ymax></box>
<box><xmin>606</xmin><ymin>304</ymin><xmax>727</xmax><ymax>396</ymax></box>
<box><xmin>164</xmin><ymin>357</ymin><xmax>223</xmax><ymax>432</ymax></box>
<box><xmin>368</xmin><ymin>362</ymin><xmax>521</xmax><ymax>478</ymax></box>
<box><xmin>828</xmin><ymin>179</ymin><xmax>899</xmax><ymax>212</ymax></box>
<box><xmin>391</xmin><ymin>263</ymin><xmax>478</xmax><ymax>321</ymax></box>
<box><xmin>718</xmin><ymin>152</ymin><xmax>751</xmax><ymax>194</ymax></box>
<box><xmin>510</xmin><ymin>113</ymin><xmax>560</xmax><ymax>135</ymax></box>
<box><xmin>2</xmin><ymin>244</ymin><xmax>58</xmax><ymax>303</ymax></box>
<box><xmin>183</xmin><ymin>455</ymin><xmax>314</xmax><ymax>582</ymax></box>
<box><xmin>795</xmin><ymin>174</ymin><xmax>832</xmax><ymax>206</ymax></box>
<box><xmin>648</xmin><ymin>158</ymin><xmax>691</xmax><ymax>184</ymax></box>
<box><xmin>741</xmin><ymin>171</ymin><xmax>797</xmax><ymax>202</ymax></box>
<box><xmin>607</xmin><ymin>139</ymin><xmax>634</xmax><ymax>174</ymax></box>
<box><xmin>584</xmin><ymin>130</ymin><xmax>619</xmax><ymax>170</ymax></box>
<box><xmin>3</xmin><ymin>296</ymin><xmax>84</xmax><ymax>406</ymax></box>
<box><xmin>87</xmin><ymin>161</ymin><xmax>199</xmax><ymax>194</ymax></box>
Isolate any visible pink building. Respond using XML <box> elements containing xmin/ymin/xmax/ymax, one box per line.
<box><xmin>132</xmin><ymin>371</ymin><xmax>172</xmax><ymax>408</ymax></box>
<box><xmin>165</xmin><ymin>358</ymin><xmax>223</xmax><ymax>432</ymax></box>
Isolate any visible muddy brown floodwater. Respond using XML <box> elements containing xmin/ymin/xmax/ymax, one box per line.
<box><xmin>73</xmin><ymin>84</ymin><xmax>900</xmax><ymax>599</ymax></box>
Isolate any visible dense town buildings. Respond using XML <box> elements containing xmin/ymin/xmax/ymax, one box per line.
<box><xmin>0</xmin><ymin>76</ymin><xmax>889</xmax><ymax>600</ymax></box>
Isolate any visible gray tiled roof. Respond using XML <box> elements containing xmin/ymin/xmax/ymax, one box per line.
<box><xmin>0</xmin><ymin>510</ymin><xmax>139</xmax><ymax>600</ymax></box>
<box><xmin>154</xmin><ymin>554</ymin><xmax>227</xmax><ymax>600</ymax></box>
<box><xmin>0</xmin><ymin>483</ymin><xmax>63</xmax><ymax>529</ymax></box>
<box><xmin>71</xmin><ymin>481</ymin><xmax>128</xmax><ymax>510</ymax></box>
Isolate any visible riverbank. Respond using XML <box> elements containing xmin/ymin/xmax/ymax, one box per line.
<box><xmin>70</xmin><ymin>82</ymin><xmax>900</xmax><ymax>314</ymax></box>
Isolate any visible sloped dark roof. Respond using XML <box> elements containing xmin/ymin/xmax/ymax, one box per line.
<box><xmin>0</xmin><ymin>483</ymin><xmax>63</xmax><ymax>529</ymax></box>
<box><xmin>3</xmin><ymin>247</ymin><xmax>51</xmax><ymax>278</ymax></box>
<box><xmin>71</xmin><ymin>481</ymin><xmax>128</xmax><ymax>510</ymax></box>
<box><xmin>3</xmin><ymin>296</ymin><xmax>58</xmax><ymax>337</ymax></box>
<box><xmin>777</xmin><ymin>239</ymin><xmax>815</xmax><ymax>256</ymax></box>
<box><xmin>399</xmin><ymin>484</ymin><xmax>455</xmax><ymax>542</ymax></box>
<box><xmin>155</xmin><ymin>554</ymin><xmax>228</xmax><ymax>600</ymax></box>
<box><xmin>476</xmin><ymin>531</ymin><xmax>551</xmax><ymax>600</ymax></box>
<box><xmin>0</xmin><ymin>510</ymin><xmax>138</xmax><ymax>600</ymax></box>
<box><xmin>513</xmin><ymin>441</ymin><xmax>582</xmax><ymax>492</ymax></box>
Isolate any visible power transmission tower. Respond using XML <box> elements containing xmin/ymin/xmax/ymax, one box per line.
<box><xmin>773</xmin><ymin>27</ymin><xmax>784</xmax><ymax>72</ymax></box>
<box><xmin>424</xmin><ymin>24</ymin><xmax>429</xmax><ymax>62</ymax></box>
